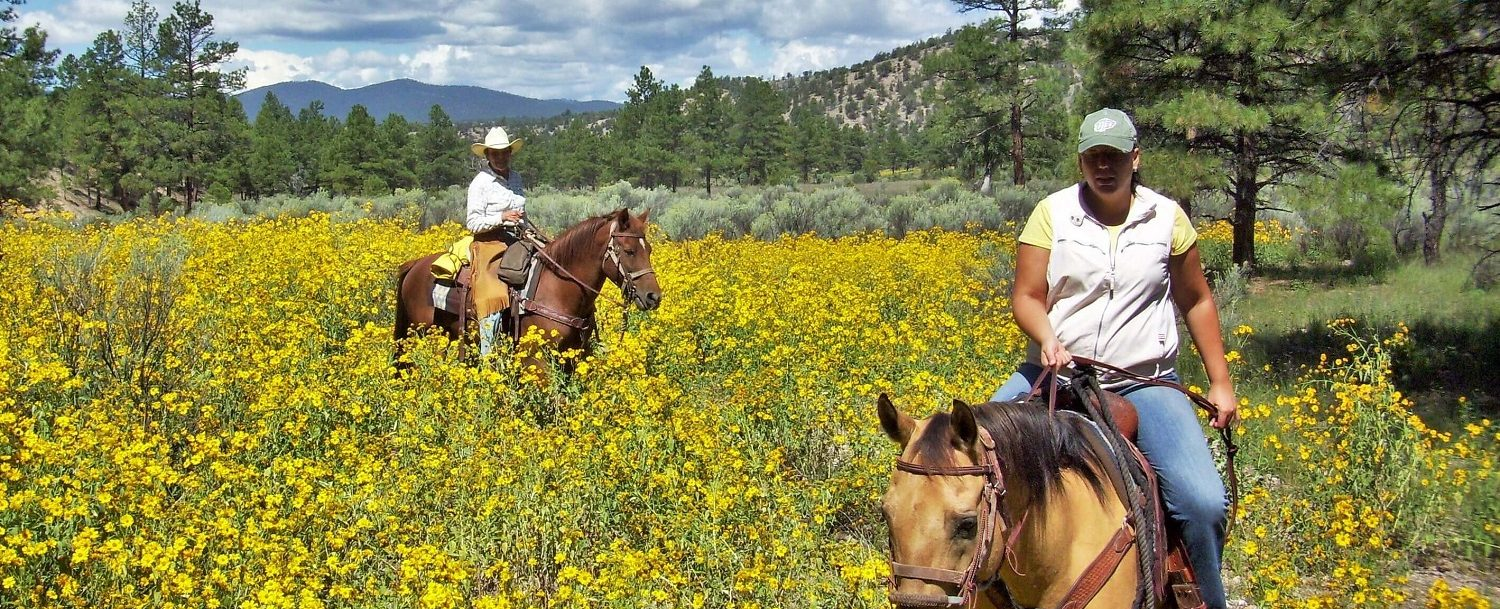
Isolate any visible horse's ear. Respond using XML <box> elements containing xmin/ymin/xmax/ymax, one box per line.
<box><xmin>877</xmin><ymin>393</ymin><xmax>915</xmax><ymax>447</ymax></box>
<box><xmin>637</xmin><ymin>208</ymin><xmax>651</xmax><ymax>224</ymax></box>
<box><xmin>951</xmin><ymin>399</ymin><xmax>979</xmax><ymax>449</ymax></box>
<box><xmin>612</xmin><ymin>207</ymin><xmax>630</xmax><ymax>224</ymax></box>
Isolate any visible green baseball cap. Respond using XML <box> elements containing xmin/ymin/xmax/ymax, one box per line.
<box><xmin>1078</xmin><ymin>108</ymin><xmax>1137</xmax><ymax>154</ymax></box>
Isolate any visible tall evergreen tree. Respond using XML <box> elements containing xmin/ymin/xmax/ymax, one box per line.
<box><xmin>379</xmin><ymin>113</ymin><xmax>418</xmax><ymax>192</ymax></box>
<box><xmin>205</xmin><ymin>98</ymin><xmax>251</xmax><ymax>200</ymax></box>
<box><xmin>293</xmin><ymin>101</ymin><xmax>334</xmax><ymax>193</ymax></box>
<box><xmin>613</xmin><ymin>66</ymin><xmax>686</xmax><ymax>188</ymax></box>
<box><xmin>0</xmin><ymin>1</ymin><xmax>59</xmax><ymax>203</ymax></box>
<box><xmin>925</xmin><ymin>0</ymin><xmax>1066</xmax><ymax>186</ymax></box>
<box><xmin>551</xmin><ymin>118</ymin><xmax>607</xmax><ymax>189</ymax></box>
<box><xmin>155</xmin><ymin>0</ymin><xmax>245</xmax><ymax>213</ymax></box>
<box><xmin>323</xmin><ymin>105</ymin><xmax>381</xmax><ymax>194</ymax></box>
<box><xmin>121</xmin><ymin>0</ymin><xmax>160</xmax><ymax>80</ymax></box>
<box><xmin>247</xmin><ymin>91</ymin><xmax>296</xmax><ymax>197</ymax></box>
<box><xmin>735</xmin><ymin>77</ymin><xmax>788</xmax><ymax>185</ymax></box>
<box><xmin>657</xmin><ymin>84</ymin><xmax>689</xmax><ymax>190</ymax></box>
<box><xmin>416</xmin><ymin>105</ymin><xmax>466</xmax><ymax>190</ymax></box>
<box><xmin>1080</xmin><ymin>0</ymin><xmax>1339</xmax><ymax>266</ymax></box>
<box><xmin>1310</xmin><ymin>0</ymin><xmax>1500</xmax><ymax>264</ymax></box>
<box><xmin>685</xmin><ymin>66</ymin><xmax>731</xmax><ymax>195</ymax></box>
<box><xmin>788</xmin><ymin>105</ymin><xmax>836</xmax><ymax>183</ymax></box>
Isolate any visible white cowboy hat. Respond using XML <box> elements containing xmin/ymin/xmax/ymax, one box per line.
<box><xmin>470</xmin><ymin>126</ymin><xmax>523</xmax><ymax>156</ymax></box>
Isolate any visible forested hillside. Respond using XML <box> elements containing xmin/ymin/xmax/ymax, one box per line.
<box><xmin>236</xmin><ymin>79</ymin><xmax>622</xmax><ymax>124</ymax></box>
<box><xmin>1</xmin><ymin>0</ymin><xmax>1495</xmax><ymax>272</ymax></box>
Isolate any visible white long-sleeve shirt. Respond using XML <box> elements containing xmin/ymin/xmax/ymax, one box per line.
<box><xmin>466</xmin><ymin>167</ymin><xmax>526</xmax><ymax>233</ymax></box>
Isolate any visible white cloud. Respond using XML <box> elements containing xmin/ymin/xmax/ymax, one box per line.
<box><xmin>14</xmin><ymin>0</ymin><xmax>131</xmax><ymax>47</ymax></box>
<box><xmin>22</xmin><ymin>0</ymin><xmax>980</xmax><ymax>101</ymax></box>
<box><xmin>230</xmin><ymin>48</ymin><xmax>317</xmax><ymax>89</ymax></box>
<box><xmin>768</xmin><ymin>40</ymin><xmax>846</xmax><ymax>79</ymax></box>
<box><xmin>402</xmin><ymin>45</ymin><xmax>474</xmax><ymax>86</ymax></box>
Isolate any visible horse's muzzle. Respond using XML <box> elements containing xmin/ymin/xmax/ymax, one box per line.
<box><xmin>636</xmin><ymin>291</ymin><xmax>662</xmax><ymax>311</ymax></box>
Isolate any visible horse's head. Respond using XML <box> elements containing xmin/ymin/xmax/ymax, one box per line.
<box><xmin>602</xmin><ymin>207</ymin><xmax>662</xmax><ymax>311</ymax></box>
<box><xmin>877</xmin><ymin>393</ymin><xmax>1009</xmax><ymax>608</ymax></box>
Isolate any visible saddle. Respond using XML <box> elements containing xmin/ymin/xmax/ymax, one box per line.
<box><xmin>431</xmin><ymin>234</ymin><xmax>544</xmax><ymax>336</ymax></box>
<box><xmin>1033</xmin><ymin>375</ymin><xmax>1208</xmax><ymax>609</ymax></box>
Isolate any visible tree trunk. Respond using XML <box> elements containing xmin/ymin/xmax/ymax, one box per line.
<box><xmin>1422</xmin><ymin>159</ymin><xmax>1448</xmax><ymax>265</ymax></box>
<box><xmin>1010</xmin><ymin>102</ymin><xmax>1025</xmax><ymax>186</ymax></box>
<box><xmin>1231</xmin><ymin>131</ymin><xmax>1259</xmax><ymax>267</ymax></box>
<box><xmin>1421</xmin><ymin>107</ymin><xmax>1451</xmax><ymax>265</ymax></box>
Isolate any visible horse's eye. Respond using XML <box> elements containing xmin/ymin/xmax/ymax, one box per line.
<box><xmin>624</xmin><ymin>249</ymin><xmax>638</xmax><ymax>256</ymax></box>
<box><xmin>953</xmin><ymin>515</ymin><xmax>978</xmax><ymax>540</ymax></box>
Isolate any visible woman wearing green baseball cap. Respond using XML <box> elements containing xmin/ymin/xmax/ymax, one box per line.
<box><xmin>990</xmin><ymin>108</ymin><xmax>1236</xmax><ymax>609</ymax></box>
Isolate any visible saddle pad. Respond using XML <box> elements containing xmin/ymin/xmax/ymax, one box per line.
<box><xmin>431</xmin><ymin>266</ymin><xmax>473</xmax><ymax>314</ymax></box>
<box><xmin>432</xmin><ymin>281</ymin><xmax>465</xmax><ymax>313</ymax></box>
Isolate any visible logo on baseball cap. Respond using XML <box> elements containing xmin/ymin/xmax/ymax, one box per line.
<box><xmin>1078</xmin><ymin>108</ymin><xmax>1137</xmax><ymax>154</ymax></box>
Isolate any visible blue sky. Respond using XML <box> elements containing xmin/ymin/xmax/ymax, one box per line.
<box><xmin>14</xmin><ymin>0</ymin><xmax>993</xmax><ymax>101</ymax></box>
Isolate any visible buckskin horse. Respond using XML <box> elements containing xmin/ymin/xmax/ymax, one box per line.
<box><xmin>876</xmin><ymin>360</ymin><xmax>1237</xmax><ymax>609</ymax></box>
<box><xmin>392</xmin><ymin>208</ymin><xmax>662</xmax><ymax>370</ymax></box>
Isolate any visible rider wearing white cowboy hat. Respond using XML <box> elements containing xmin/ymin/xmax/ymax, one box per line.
<box><xmin>468</xmin><ymin>126</ymin><xmax>526</xmax><ymax>234</ymax></box>
<box><xmin>465</xmin><ymin>126</ymin><xmax>527</xmax><ymax>356</ymax></box>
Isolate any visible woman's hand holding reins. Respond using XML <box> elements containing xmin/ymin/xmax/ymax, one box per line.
<box><xmin>1207</xmin><ymin>383</ymin><xmax>1238</xmax><ymax>429</ymax></box>
<box><xmin>1039</xmin><ymin>338</ymin><xmax>1073</xmax><ymax>372</ymax></box>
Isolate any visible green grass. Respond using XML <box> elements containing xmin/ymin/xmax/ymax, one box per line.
<box><xmin>1234</xmin><ymin>254</ymin><xmax>1499</xmax><ymax>334</ymax></box>
<box><xmin>1226</xmin><ymin>253</ymin><xmax>1500</xmax><ymax>425</ymax></box>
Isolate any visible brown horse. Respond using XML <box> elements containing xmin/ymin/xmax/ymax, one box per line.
<box><xmin>877</xmin><ymin>394</ymin><xmax>1140</xmax><ymax>609</ymax></box>
<box><xmin>392</xmin><ymin>208</ymin><xmax>662</xmax><ymax>369</ymax></box>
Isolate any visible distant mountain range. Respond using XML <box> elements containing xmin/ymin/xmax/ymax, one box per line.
<box><xmin>235</xmin><ymin>79</ymin><xmax>621</xmax><ymax>124</ymax></box>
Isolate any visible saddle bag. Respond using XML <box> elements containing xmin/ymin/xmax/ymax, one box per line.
<box><xmin>498</xmin><ymin>238</ymin><xmax>538</xmax><ymax>286</ymax></box>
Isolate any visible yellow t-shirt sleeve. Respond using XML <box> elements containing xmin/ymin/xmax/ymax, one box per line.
<box><xmin>1018</xmin><ymin>199</ymin><xmax>1053</xmax><ymax>249</ymax></box>
<box><xmin>1171</xmin><ymin>206</ymin><xmax>1197</xmax><ymax>256</ymax></box>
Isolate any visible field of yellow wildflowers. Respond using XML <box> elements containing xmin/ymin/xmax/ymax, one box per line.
<box><xmin>1</xmin><ymin>213</ymin><xmax>1494</xmax><ymax>608</ymax></box>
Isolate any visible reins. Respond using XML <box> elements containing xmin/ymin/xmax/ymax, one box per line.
<box><xmin>520</xmin><ymin>219</ymin><xmax>656</xmax><ymax>337</ymax></box>
<box><xmin>889</xmin><ymin>427</ymin><xmax>1026</xmax><ymax>609</ymax></box>
<box><xmin>1065</xmin><ymin>356</ymin><xmax>1240</xmax><ymax>537</ymax></box>
<box><xmin>887</xmin><ymin>359</ymin><xmax>1241</xmax><ymax>609</ymax></box>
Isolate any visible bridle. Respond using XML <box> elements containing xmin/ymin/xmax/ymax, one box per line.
<box><xmin>531</xmin><ymin>220</ymin><xmax>655</xmax><ymax>300</ymax></box>
<box><xmin>889</xmin><ymin>426</ymin><xmax>1027</xmax><ymax>608</ymax></box>
<box><xmin>887</xmin><ymin>360</ymin><xmax>1238</xmax><ymax>609</ymax></box>
<box><xmin>522</xmin><ymin>219</ymin><xmax>657</xmax><ymax>333</ymax></box>
<box><xmin>602</xmin><ymin>220</ymin><xmax>656</xmax><ymax>305</ymax></box>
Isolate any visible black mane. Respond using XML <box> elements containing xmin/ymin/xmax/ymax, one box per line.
<box><xmin>912</xmin><ymin>402</ymin><xmax>1110</xmax><ymax>513</ymax></box>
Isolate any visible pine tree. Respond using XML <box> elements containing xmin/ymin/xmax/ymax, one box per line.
<box><xmin>293</xmin><ymin>101</ymin><xmax>334</xmax><ymax>194</ymax></box>
<box><xmin>1308</xmin><ymin>0</ymin><xmax>1500</xmax><ymax>264</ymax></box>
<box><xmin>416</xmin><ymin>105</ymin><xmax>466</xmax><ymax>190</ymax></box>
<box><xmin>686</xmin><ymin>66</ymin><xmax>731</xmax><ymax>195</ymax></box>
<box><xmin>613</xmin><ymin>66</ymin><xmax>686</xmax><ymax>188</ymax></box>
<box><xmin>925</xmin><ymin>0</ymin><xmax>1066</xmax><ymax>186</ymax></box>
<box><xmin>57</xmin><ymin>32</ymin><xmax>137</xmax><ymax>210</ymax></box>
<box><xmin>1080</xmin><ymin>0</ymin><xmax>1339</xmax><ymax>266</ymax></box>
<box><xmin>0</xmin><ymin>1</ymin><xmax>59</xmax><ymax>203</ymax></box>
<box><xmin>788</xmin><ymin>105</ymin><xmax>835</xmax><ymax>184</ymax></box>
<box><xmin>247</xmin><ymin>91</ymin><xmax>296</xmax><ymax>197</ymax></box>
<box><xmin>735</xmin><ymin>78</ymin><xmax>788</xmax><ymax>185</ymax></box>
<box><xmin>379</xmin><ymin>113</ymin><xmax>418</xmax><ymax>193</ymax></box>
<box><xmin>155</xmin><ymin>0</ymin><xmax>245</xmax><ymax>214</ymax></box>
<box><xmin>551</xmin><ymin>118</ymin><xmax>607</xmax><ymax>189</ymax></box>
<box><xmin>323</xmin><ymin>105</ymin><xmax>379</xmax><ymax>194</ymax></box>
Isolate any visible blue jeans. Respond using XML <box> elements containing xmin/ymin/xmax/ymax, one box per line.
<box><xmin>479</xmin><ymin>311</ymin><xmax>504</xmax><ymax>356</ymax></box>
<box><xmin>992</xmin><ymin>365</ymin><xmax>1229</xmax><ymax>609</ymax></box>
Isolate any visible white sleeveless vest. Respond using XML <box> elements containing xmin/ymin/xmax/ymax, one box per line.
<box><xmin>1027</xmin><ymin>184</ymin><xmax>1184</xmax><ymax>385</ymax></box>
